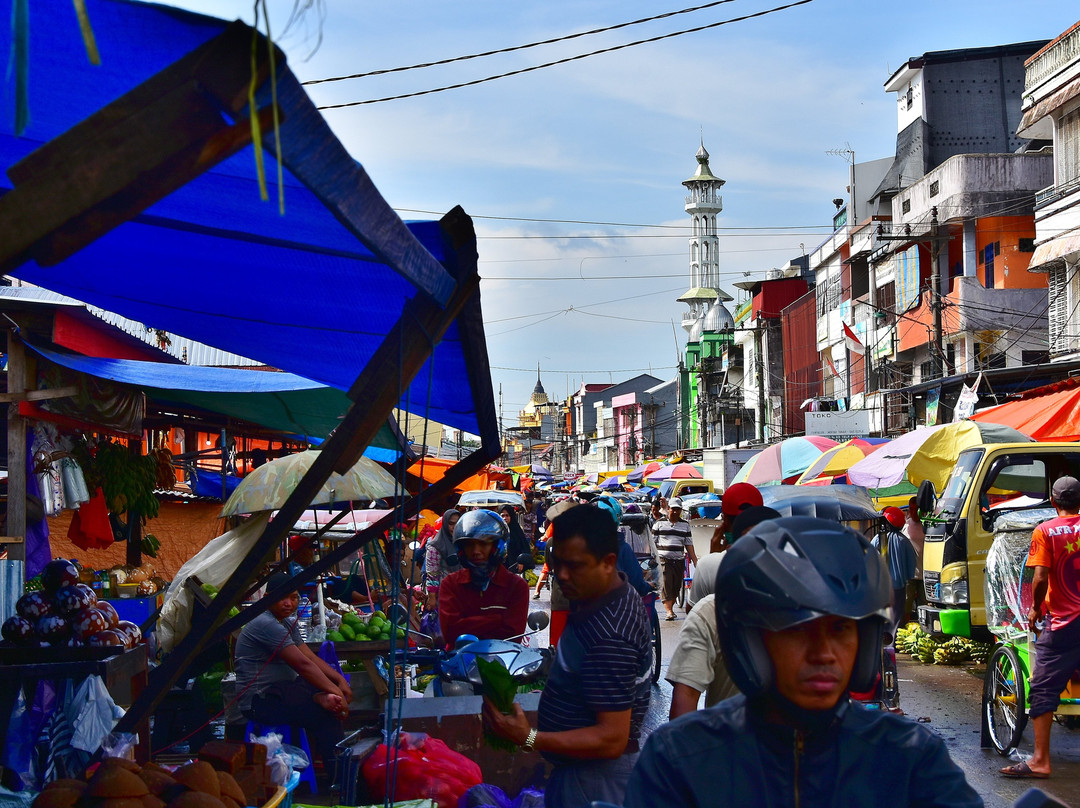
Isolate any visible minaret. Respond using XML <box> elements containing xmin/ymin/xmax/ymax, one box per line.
<box><xmin>678</xmin><ymin>140</ymin><xmax>731</xmax><ymax>334</ymax></box>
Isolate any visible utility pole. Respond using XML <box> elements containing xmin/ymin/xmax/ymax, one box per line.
<box><xmin>753</xmin><ymin>321</ymin><xmax>766</xmax><ymax>442</ymax></box>
<box><xmin>498</xmin><ymin>383</ymin><xmax>504</xmax><ymax>458</ymax></box>
<box><xmin>930</xmin><ymin>205</ymin><xmax>944</xmax><ymax>379</ymax></box>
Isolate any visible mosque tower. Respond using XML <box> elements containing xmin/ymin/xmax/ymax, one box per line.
<box><xmin>678</xmin><ymin>140</ymin><xmax>733</xmax><ymax>332</ymax></box>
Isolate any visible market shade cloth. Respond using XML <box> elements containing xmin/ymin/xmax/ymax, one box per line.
<box><xmin>760</xmin><ymin>485</ymin><xmax>880</xmax><ymax>522</ymax></box>
<box><xmin>525</xmin><ymin>464</ymin><xmax>553</xmax><ymax>480</ymax></box>
<box><xmin>0</xmin><ymin>0</ymin><xmax>485</xmax><ymax>436</ymax></box>
<box><xmin>627</xmin><ymin>462</ymin><xmax>663</xmax><ymax>483</ymax></box>
<box><xmin>971</xmin><ymin>378</ymin><xmax>1080</xmax><ymax>441</ymax></box>
<box><xmin>794</xmin><ymin>438</ymin><xmax>889</xmax><ymax>485</ymax></box>
<box><xmin>289</xmin><ymin>508</ymin><xmax>393</xmax><ymax>534</ymax></box>
<box><xmin>405</xmin><ymin>457</ymin><xmax>511</xmax><ymax>492</ymax></box>
<box><xmin>645</xmin><ymin>463</ymin><xmax>702</xmax><ymax>482</ymax></box>
<box><xmin>221</xmin><ymin>449</ymin><xmax>398</xmax><ymax>516</ymax></box>
<box><xmin>731</xmin><ymin>436</ymin><xmax>839</xmax><ymax>487</ymax></box>
<box><xmin>27</xmin><ymin>342</ymin><xmax>405</xmax><ymax>458</ymax></box>
<box><xmin>905</xmin><ymin>421</ymin><xmax>1033</xmax><ymax>493</ymax></box>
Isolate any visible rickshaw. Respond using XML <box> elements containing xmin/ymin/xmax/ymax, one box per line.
<box><xmin>981</xmin><ymin>508</ymin><xmax>1080</xmax><ymax>753</ymax></box>
<box><xmin>759</xmin><ymin>485</ymin><xmax>901</xmax><ymax>711</ymax></box>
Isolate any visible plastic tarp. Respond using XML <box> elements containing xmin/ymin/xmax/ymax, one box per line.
<box><xmin>27</xmin><ymin>343</ymin><xmax>403</xmax><ymax>457</ymax></box>
<box><xmin>405</xmin><ymin>457</ymin><xmax>511</xmax><ymax>492</ymax></box>
<box><xmin>0</xmin><ymin>0</ymin><xmax>487</xmax><ymax>436</ymax></box>
<box><xmin>985</xmin><ymin>508</ymin><xmax>1052</xmax><ymax>642</ymax></box>
<box><xmin>972</xmin><ymin>380</ymin><xmax>1080</xmax><ymax>442</ymax></box>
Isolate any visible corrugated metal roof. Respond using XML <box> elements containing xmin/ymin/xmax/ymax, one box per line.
<box><xmin>0</xmin><ymin>281</ymin><xmax>261</xmax><ymax>367</ymax></box>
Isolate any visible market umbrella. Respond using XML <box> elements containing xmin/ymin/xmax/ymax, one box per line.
<box><xmin>529</xmin><ymin>464</ymin><xmax>553</xmax><ymax>480</ymax></box>
<box><xmin>599</xmin><ymin>475</ymin><xmax>626</xmax><ymax>490</ymax></box>
<box><xmin>627</xmin><ymin>462</ymin><xmax>663</xmax><ymax>483</ymax></box>
<box><xmin>905</xmin><ymin>421</ymin><xmax>1033</xmax><ymax>493</ymax></box>
<box><xmin>760</xmin><ymin>485</ymin><xmax>881</xmax><ymax>523</ymax></box>
<box><xmin>221</xmin><ymin>450</ymin><xmax>398</xmax><ymax>516</ymax></box>
<box><xmin>731</xmin><ymin>436</ymin><xmax>839</xmax><ymax>487</ymax></box>
<box><xmin>847</xmin><ymin>427</ymin><xmax>942</xmax><ymax>489</ymax></box>
<box><xmin>795</xmin><ymin>438</ymin><xmax>890</xmax><ymax>485</ymax></box>
<box><xmin>645</xmin><ymin>463</ymin><xmax>702</xmax><ymax>482</ymax></box>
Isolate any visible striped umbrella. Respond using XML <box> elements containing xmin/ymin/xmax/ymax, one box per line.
<box><xmin>795</xmin><ymin>438</ymin><xmax>890</xmax><ymax>485</ymax></box>
<box><xmin>731</xmin><ymin>436</ymin><xmax>839</xmax><ymax>486</ymax></box>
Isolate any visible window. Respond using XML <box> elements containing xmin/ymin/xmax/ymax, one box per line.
<box><xmin>1058</xmin><ymin>107</ymin><xmax>1080</xmax><ymax>186</ymax></box>
<box><xmin>984</xmin><ymin>244</ymin><xmax>995</xmax><ymax>287</ymax></box>
<box><xmin>902</xmin><ymin>199</ymin><xmax>911</xmax><ymax>214</ymax></box>
<box><xmin>1019</xmin><ymin>238</ymin><xmax>1035</xmax><ymax>253</ymax></box>
<box><xmin>1022</xmin><ymin>350</ymin><xmax>1049</xmax><ymax>365</ymax></box>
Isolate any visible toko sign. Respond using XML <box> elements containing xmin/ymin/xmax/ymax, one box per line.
<box><xmin>805</xmin><ymin>409</ymin><xmax>870</xmax><ymax>439</ymax></box>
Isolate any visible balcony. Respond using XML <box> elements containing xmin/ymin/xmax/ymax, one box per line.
<box><xmin>1025</xmin><ymin>23</ymin><xmax>1080</xmax><ymax>93</ymax></box>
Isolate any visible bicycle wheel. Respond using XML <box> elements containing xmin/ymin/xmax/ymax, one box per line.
<box><xmin>650</xmin><ymin>606</ymin><xmax>662</xmax><ymax>684</ymax></box>
<box><xmin>983</xmin><ymin>644</ymin><xmax>1027</xmax><ymax>755</ymax></box>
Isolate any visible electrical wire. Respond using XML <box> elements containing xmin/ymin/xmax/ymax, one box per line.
<box><xmin>303</xmin><ymin>0</ymin><xmax>745</xmax><ymax>85</ymax></box>
<box><xmin>316</xmin><ymin>0</ymin><xmax>815</xmax><ymax>109</ymax></box>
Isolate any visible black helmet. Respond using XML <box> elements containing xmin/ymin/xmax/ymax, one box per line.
<box><xmin>453</xmin><ymin>509</ymin><xmax>508</xmax><ymax>587</ymax></box>
<box><xmin>714</xmin><ymin>516</ymin><xmax>891</xmax><ymax>698</ymax></box>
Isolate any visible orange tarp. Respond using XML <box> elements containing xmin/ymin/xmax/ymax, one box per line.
<box><xmin>971</xmin><ymin>379</ymin><xmax>1080</xmax><ymax>442</ymax></box>
<box><xmin>405</xmin><ymin>457</ymin><xmax>513</xmax><ymax>492</ymax></box>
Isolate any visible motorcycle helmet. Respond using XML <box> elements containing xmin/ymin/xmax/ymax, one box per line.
<box><xmin>882</xmin><ymin>506</ymin><xmax>906</xmax><ymax>530</ymax></box>
<box><xmin>714</xmin><ymin>516</ymin><xmax>891</xmax><ymax>699</ymax></box>
<box><xmin>595</xmin><ymin>494</ymin><xmax>624</xmax><ymax>526</ymax></box>
<box><xmin>453</xmin><ymin>509</ymin><xmax>509</xmax><ymax>589</ymax></box>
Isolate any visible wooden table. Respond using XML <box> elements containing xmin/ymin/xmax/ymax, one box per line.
<box><xmin>0</xmin><ymin>646</ymin><xmax>150</xmax><ymax>762</ymax></box>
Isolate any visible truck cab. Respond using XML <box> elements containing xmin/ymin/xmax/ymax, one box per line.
<box><xmin>918</xmin><ymin>442</ymin><xmax>1080</xmax><ymax>641</ymax></box>
<box><xmin>657</xmin><ymin>478</ymin><xmax>714</xmax><ymax>501</ymax></box>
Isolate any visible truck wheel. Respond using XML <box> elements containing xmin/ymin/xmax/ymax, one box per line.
<box><xmin>984</xmin><ymin>645</ymin><xmax>1027</xmax><ymax>754</ymax></box>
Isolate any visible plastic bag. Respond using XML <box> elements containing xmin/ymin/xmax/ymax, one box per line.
<box><xmin>510</xmin><ymin>787</ymin><xmax>544</xmax><ymax>808</ymax></box>
<box><xmin>2</xmin><ymin>682</ymin><xmax>56</xmax><ymax>790</ymax></box>
<box><xmin>317</xmin><ymin>641</ymin><xmax>345</xmax><ymax>677</ymax></box>
<box><xmin>459</xmin><ymin>784</ymin><xmax>511</xmax><ymax>808</ymax></box>
<box><xmin>71</xmin><ymin>676</ymin><xmax>124</xmax><ymax>753</ymax></box>
<box><xmin>249</xmin><ymin>731</ymin><xmax>310</xmax><ymax>786</ymax></box>
<box><xmin>158</xmin><ymin>512</ymin><xmax>271</xmax><ymax>652</ymax></box>
<box><xmin>361</xmin><ymin>732</ymin><xmax>482</xmax><ymax>808</ymax></box>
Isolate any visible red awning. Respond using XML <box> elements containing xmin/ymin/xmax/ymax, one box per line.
<box><xmin>971</xmin><ymin>378</ymin><xmax>1080</xmax><ymax>441</ymax></box>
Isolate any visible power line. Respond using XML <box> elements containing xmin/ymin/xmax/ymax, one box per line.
<box><xmin>317</xmin><ymin>0</ymin><xmax>816</xmax><ymax>109</ymax></box>
<box><xmin>397</xmin><ymin>208</ymin><xmax>835</xmax><ymax>231</ymax></box>
<box><xmin>303</xmin><ymin>0</ymin><xmax>744</xmax><ymax>85</ymax></box>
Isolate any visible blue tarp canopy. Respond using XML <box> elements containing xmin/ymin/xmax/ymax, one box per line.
<box><xmin>0</xmin><ymin>0</ymin><xmax>493</xmax><ymax>439</ymax></box>
<box><xmin>26</xmin><ymin>343</ymin><xmax>406</xmax><ymax>461</ymax></box>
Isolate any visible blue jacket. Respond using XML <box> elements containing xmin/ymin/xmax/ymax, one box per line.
<box><xmin>625</xmin><ymin>695</ymin><xmax>982</xmax><ymax>808</ymax></box>
<box><xmin>617</xmin><ymin>540</ymin><xmax>651</xmax><ymax>597</ymax></box>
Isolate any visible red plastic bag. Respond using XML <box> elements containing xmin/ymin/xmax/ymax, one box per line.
<box><xmin>68</xmin><ymin>488</ymin><xmax>113</xmax><ymax>550</ymax></box>
<box><xmin>361</xmin><ymin>732</ymin><xmax>482</xmax><ymax>808</ymax></box>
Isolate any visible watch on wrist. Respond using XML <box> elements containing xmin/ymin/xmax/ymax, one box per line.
<box><xmin>522</xmin><ymin>728</ymin><xmax>538</xmax><ymax>751</ymax></box>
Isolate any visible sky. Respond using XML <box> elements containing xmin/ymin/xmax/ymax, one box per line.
<box><xmin>159</xmin><ymin>0</ymin><xmax>1078</xmax><ymax>426</ymax></box>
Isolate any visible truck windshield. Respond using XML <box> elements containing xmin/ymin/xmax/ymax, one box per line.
<box><xmin>936</xmin><ymin>449</ymin><xmax>984</xmax><ymax>518</ymax></box>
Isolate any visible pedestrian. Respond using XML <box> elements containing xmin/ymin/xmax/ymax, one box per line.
<box><xmin>483</xmin><ymin>504</ymin><xmax>652</xmax><ymax>808</ymax></box>
<box><xmin>872</xmin><ymin>506</ymin><xmax>918</xmax><ymax>634</ymax></box>
<box><xmin>423</xmin><ymin>508</ymin><xmax>461</xmax><ymax>608</ymax></box>
<box><xmin>1000</xmin><ymin>476</ymin><xmax>1080</xmax><ymax>780</ymax></box>
<box><xmin>648</xmin><ymin>499</ymin><xmax>664</xmax><ymax>529</ymax></box>
<box><xmin>626</xmin><ymin>517</ymin><xmax>981</xmax><ymax>808</ymax></box>
<box><xmin>666</xmin><ymin>593</ymin><xmax>739</xmax><ymax>719</ymax></box>
<box><xmin>709</xmin><ymin>482</ymin><xmax>763</xmax><ymax>553</ymax></box>
<box><xmin>501</xmin><ymin>504</ymin><xmax>532</xmax><ymax>573</ymax></box>
<box><xmin>652</xmin><ymin>497</ymin><xmax>697</xmax><ymax>621</ymax></box>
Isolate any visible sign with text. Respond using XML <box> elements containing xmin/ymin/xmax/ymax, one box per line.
<box><xmin>805</xmin><ymin>409</ymin><xmax>870</xmax><ymax>439</ymax></box>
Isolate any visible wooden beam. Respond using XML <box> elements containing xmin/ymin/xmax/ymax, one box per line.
<box><xmin>0</xmin><ymin>22</ymin><xmax>281</xmax><ymax>274</ymax></box>
<box><xmin>0</xmin><ymin>385</ymin><xmax>78</xmax><ymax>403</ymax></box>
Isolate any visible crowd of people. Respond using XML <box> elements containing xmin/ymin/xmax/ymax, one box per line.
<box><xmin>228</xmin><ymin>471</ymin><xmax>1080</xmax><ymax>807</ymax></box>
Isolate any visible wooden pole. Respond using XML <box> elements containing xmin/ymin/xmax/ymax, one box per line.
<box><xmin>5</xmin><ymin>335</ymin><xmax>26</xmax><ymax>564</ymax></box>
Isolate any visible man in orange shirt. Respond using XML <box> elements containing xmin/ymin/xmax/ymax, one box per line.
<box><xmin>1001</xmin><ymin>475</ymin><xmax>1080</xmax><ymax>779</ymax></box>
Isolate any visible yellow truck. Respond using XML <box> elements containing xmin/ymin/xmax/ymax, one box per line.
<box><xmin>917</xmin><ymin>442</ymin><xmax>1080</xmax><ymax>641</ymax></box>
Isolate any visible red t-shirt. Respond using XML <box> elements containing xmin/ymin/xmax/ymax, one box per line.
<box><xmin>1027</xmin><ymin>514</ymin><xmax>1080</xmax><ymax>631</ymax></box>
<box><xmin>437</xmin><ymin>564</ymin><xmax>529</xmax><ymax>648</ymax></box>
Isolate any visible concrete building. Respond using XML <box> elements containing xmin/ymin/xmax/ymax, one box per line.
<box><xmin>584</xmin><ymin>374</ymin><xmax>664</xmax><ymax>472</ymax></box>
<box><xmin>1017</xmin><ymin>21</ymin><xmax>1080</xmax><ymax>361</ymax></box>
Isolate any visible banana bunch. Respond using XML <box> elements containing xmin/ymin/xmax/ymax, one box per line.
<box><xmin>932</xmin><ymin>637</ymin><xmax>972</xmax><ymax>665</ymax></box>
<box><xmin>916</xmin><ymin>634</ymin><xmax>937</xmax><ymax>664</ymax></box>
<box><xmin>75</xmin><ymin>438</ymin><xmax>161</xmax><ymax>520</ymax></box>
<box><xmin>968</xmin><ymin>641</ymin><xmax>994</xmax><ymax>663</ymax></box>
<box><xmin>894</xmin><ymin>622</ymin><xmax>924</xmax><ymax>655</ymax></box>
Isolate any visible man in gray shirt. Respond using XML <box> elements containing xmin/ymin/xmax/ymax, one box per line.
<box><xmin>235</xmin><ymin>573</ymin><xmax>352</xmax><ymax>784</ymax></box>
<box><xmin>652</xmin><ymin>498</ymin><xmax>697</xmax><ymax>621</ymax></box>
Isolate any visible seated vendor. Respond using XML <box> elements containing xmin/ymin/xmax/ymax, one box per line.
<box><xmin>438</xmin><ymin>509</ymin><xmax>529</xmax><ymax>648</ymax></box>
<box><xmin>234</xmin><ymin>573</ymin><xmax>352</xmax><ymax>788</ymax></box>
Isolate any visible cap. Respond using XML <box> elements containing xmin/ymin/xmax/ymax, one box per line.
<box><xmin>882</xmin><ymin>506</ymin><xmax>906</xmax><ymax>529</ymax></box>
<box><xmin>1052</xmin><ymin>476</ymin><xmax>1080</xmax><ymax>509</ymax></box>
<box><xmin>669</xmin><ymin>497</ymin><xmax>684</xmax><ymax>510</ymax></box>
<box><xmin>722</xmin><ymin>482</ymin><xmax>764</xmax><ymax>517</ymax></box>
<box><xmin>288</xmin><ymin>535</ymin><xmax>308</xmax><ymax>552</ymax></box>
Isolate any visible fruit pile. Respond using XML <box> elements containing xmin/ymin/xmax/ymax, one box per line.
<box><xmin>31</xmin><ymin>750</ymin><xmax>273</xmax><ymax>808</ymax></box>
<box><xmin>894</xmin><ymin>622</ymin><xmax>993</xmax><ymax>665</ymax></box>
<box><xmin>326</xmin><ymin>610</ymin><xmax>405</xmax><ymax>643</ymax></box>
<box><xmin>1</xmin><ymin>559</ymin><xmax>142</xmax><ymax>650</ymax></box>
